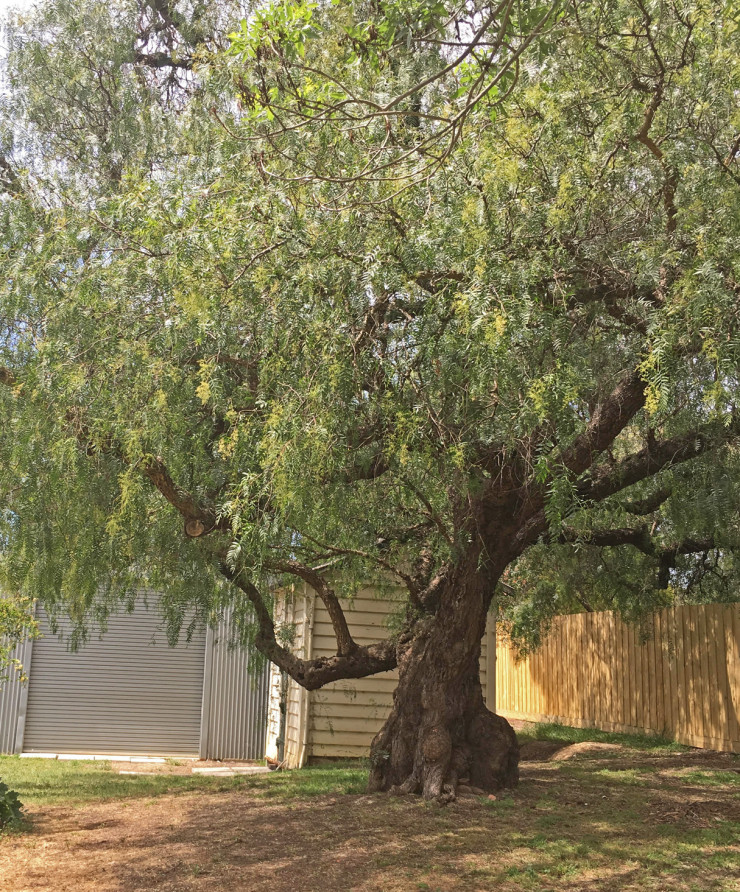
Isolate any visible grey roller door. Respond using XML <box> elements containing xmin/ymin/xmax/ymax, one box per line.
<box><xmin>23</xmin><ymin>599</ymin><xmax>206</xmax><ymax>757</ymax></box>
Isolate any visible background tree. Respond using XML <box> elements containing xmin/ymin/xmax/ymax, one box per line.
<box><xmin>0</xmin><ymin>0</ymin><xmax>739</xmax><ymax>802</ymax></box>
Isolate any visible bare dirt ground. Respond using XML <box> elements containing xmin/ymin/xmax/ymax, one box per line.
<box><xmin>2</xmin><ymin>748</ymin><xmax>739</xmax><ymax>892</ymax></box>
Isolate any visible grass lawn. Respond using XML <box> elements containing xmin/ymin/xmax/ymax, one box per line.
<box><xmin>1</xmin><ymin>725</ymin><xmax>738</xmax><ymax>892</ymax></box>
<box><xmin>0</xmin><ymin>754</ymin><xmax>367</xmax><ymax>807</ymax></box>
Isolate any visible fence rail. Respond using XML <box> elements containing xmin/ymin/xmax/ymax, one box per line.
<box><xmin>495</xmin><ymin>604</ymin><xmax>740</xmax><ymax>753</ymax></box>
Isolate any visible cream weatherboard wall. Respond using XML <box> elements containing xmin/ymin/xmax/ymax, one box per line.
<box><xmin>0</xmin><ymin>596</ymin><xmax>269</xmax><ymax>759</ymax></box>
<box><xmin>266</xmin><ymin>587</ymin><xmax>497</xmax><ymax>767</ymax></box>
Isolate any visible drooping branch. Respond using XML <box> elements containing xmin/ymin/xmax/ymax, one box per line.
<box><xmin>1</xmin><ymin>371</ymin><xmax>232</xmax><ymax>538</ymax></box>
<box><xmin>220</xmin><ymin>564</ymin><xmax>397</xmax><ymax>690</ymax></box>
<box><xmin>139</xmin><ymin>455</ymin><xmax>230</xmax><ymax>537</ymax></box>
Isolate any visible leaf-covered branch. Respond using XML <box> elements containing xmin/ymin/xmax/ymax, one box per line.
<box><xmin>582</xmin><ymin>418</ymin><xmax>740</xmax><ymax>505</ymax></box>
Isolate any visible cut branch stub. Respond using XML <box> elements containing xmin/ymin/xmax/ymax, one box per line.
<box><xmin>184</xmin><ymin>518</ymin><xmax>206</xmax><ymax>538</ymax></box>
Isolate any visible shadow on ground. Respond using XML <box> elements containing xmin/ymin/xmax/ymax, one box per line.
<box><xmin>1</xmin><ymin>748</ymin><xmax>739</xmax><ymax>892</ymax></box>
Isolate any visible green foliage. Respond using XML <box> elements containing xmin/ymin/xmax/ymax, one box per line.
<box><xmin>0</xmin><ymin>595</ymin><xmax>37</xmax><ymax>678</ymax></box>
<box><xmin>0</xmin><ymin>0</ymin><xmax>738</xmax><ymax>654</ymax></box>
<box><xmin>0</xmin><ymin>777</ymin><xmax>23</xmax><ymax>830</ymax></box>
<box><xmin>517</xmin><ymin>723</ymin><xmax>688</xmax><ymax>753</ymax></box>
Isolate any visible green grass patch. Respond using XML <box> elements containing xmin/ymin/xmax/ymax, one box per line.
<box><xmin>0</xmin><ymin>756</ymin><xmax>240</xmax><ymax>807</ymax></box>
<box><xmin>679</xmin><ymin>769</ymin><xmax>740</xmax><ymax>787</ymax></box>
<box><xmin>239</xmin><ymin>762</ymin><xmax>368</xmax><ymax>799</ymax></box>
<box><xmin>517</xmin><ymin>722</ymin><xmax>688</xmax><ymax>752</ymax></box>
<box><xmin>0</xmin><ymin>756</ymin><xmax>368</xmax><ymax>808</ymax></box>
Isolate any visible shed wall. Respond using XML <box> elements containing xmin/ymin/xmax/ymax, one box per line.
<box><xmin>3</xmin><ymin>597</ymin><xmax>270</xmax><ymax>760</ymax></box>
<box><xmin>201</xmin><ymin>607</ymin><xmax>270</xmax><ymax>760</ymax></box>
<box><xmin>0</xmin><ymin>638</ymin><xmax>32</xmax><ymax>755</ymax></box>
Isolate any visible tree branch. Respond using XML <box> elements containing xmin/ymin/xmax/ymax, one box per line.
<box><xmin>558</xmin><ymin>369</ymin><xmax>646</xmax><ymax>476</ymax></box>
<box><xmin>514</xmin><ymin>416</ymin><xmax>740</xmax><ymax>551</ymax></box>
<box><xmin>622</xmin><ymin>485</ymin><xmax>673</xmax><ymax>516</ymax></box>
<box><xmin>558</xmin><ymin>524</ymin><xmax>724</xmax><ymax>591</ymax></box>
<box><xmin>220</xmin><ymin>564</ymin><xmax>397</xmax><ymax>690</ymax></box>
<box><xmin>557</xmin><ymin>524</ymin><xmax>656</xmax><ymax>554</ymax></box>
<box><xmin>134</xmin><ymin>51</ymin><xmax>192</xmax><ymax>70</ymax></box>
<box><xmin>292</xmin><ymin>530</ymin><xmax>423</xmax><ymax>605</ymax></box>
<box><xmin>264</xmin><ymin>559</ymin><xmax>357</xmax><ymax>657</ymax></box>
<box><xmin>580</xmin><ymin>417</ymin><xmax>740</xmax><ymax>504</ymax></box>
<box><xmin>139</xmin><ymin>455</ymin><xmax>230</xmax><ymax>537</ymax></box>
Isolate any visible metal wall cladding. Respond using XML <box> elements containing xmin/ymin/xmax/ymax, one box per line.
<box><xmin>0</xmin><ymin>638</ymin><xmax>31</xmax><ymax>754</ymax></box>
<box><xmin>22</xmin><ymin>601</ymin><xmax>207</xmax><ymax>757</ymax></box>
<box><xmin>202</xmin><ymin>608</ymin><xmax>269</xmax><ymax>761</ymax></box>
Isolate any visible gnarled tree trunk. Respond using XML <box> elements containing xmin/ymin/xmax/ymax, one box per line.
<box><xmin>367</xmin><ymin>556</ymin><xmax>519</xmax><ymax>802</ymax></box>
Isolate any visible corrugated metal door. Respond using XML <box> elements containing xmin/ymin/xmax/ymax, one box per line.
<box><xmin>23</xmin><ymin>600</ymin><xmax>206</xmax><ymax>757</ymax></box>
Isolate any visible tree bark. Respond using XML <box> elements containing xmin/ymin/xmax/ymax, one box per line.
<box><xmin>367</xmin><ymin>556</ymin><xmax>519</xmax><ymax>802</ymax></box>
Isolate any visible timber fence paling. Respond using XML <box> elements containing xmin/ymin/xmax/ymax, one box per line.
<box><xmin>496</xmin><ymin>603</ymin><xmax>740</xmax><ymax>753</ymax></box>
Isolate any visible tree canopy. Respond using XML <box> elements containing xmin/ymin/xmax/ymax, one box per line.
<box><xmin>0</xmin><ymin>0</ymin><xmax>738</xmax><ymax>683</ymax></box>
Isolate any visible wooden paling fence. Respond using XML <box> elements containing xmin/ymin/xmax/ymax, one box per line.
<box><xmin>495</xmin><ymin>604</ymin><xmax>740</xmax><ymax>753</ymax></box>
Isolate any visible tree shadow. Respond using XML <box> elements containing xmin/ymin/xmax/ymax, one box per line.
<box><xmin>3</xmin><ymin>755</ymin><xmax>740</xmax><ymax>892</ymax></box>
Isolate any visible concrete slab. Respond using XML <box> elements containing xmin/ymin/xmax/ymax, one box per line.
<box><xmin>192</xmin><ymin>765</ymin><xmax>270</xmax><ymax>777</ymax></box>
<box><xmin>19</xmin><ymin>753</ymin><xmax>58</xmax><ymax>759</ymax></box>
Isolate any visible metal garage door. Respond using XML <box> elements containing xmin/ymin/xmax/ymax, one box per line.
<box><xmin>23</xmin><ymin>599</ymin><xmax>207</xmax><ymax>757</ymax></box>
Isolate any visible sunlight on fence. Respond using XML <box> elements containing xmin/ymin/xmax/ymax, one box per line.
<box><xmin>496</xmin><ymin>604</ymin><xmax>740</xmax><ymax>753</ymax></box>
